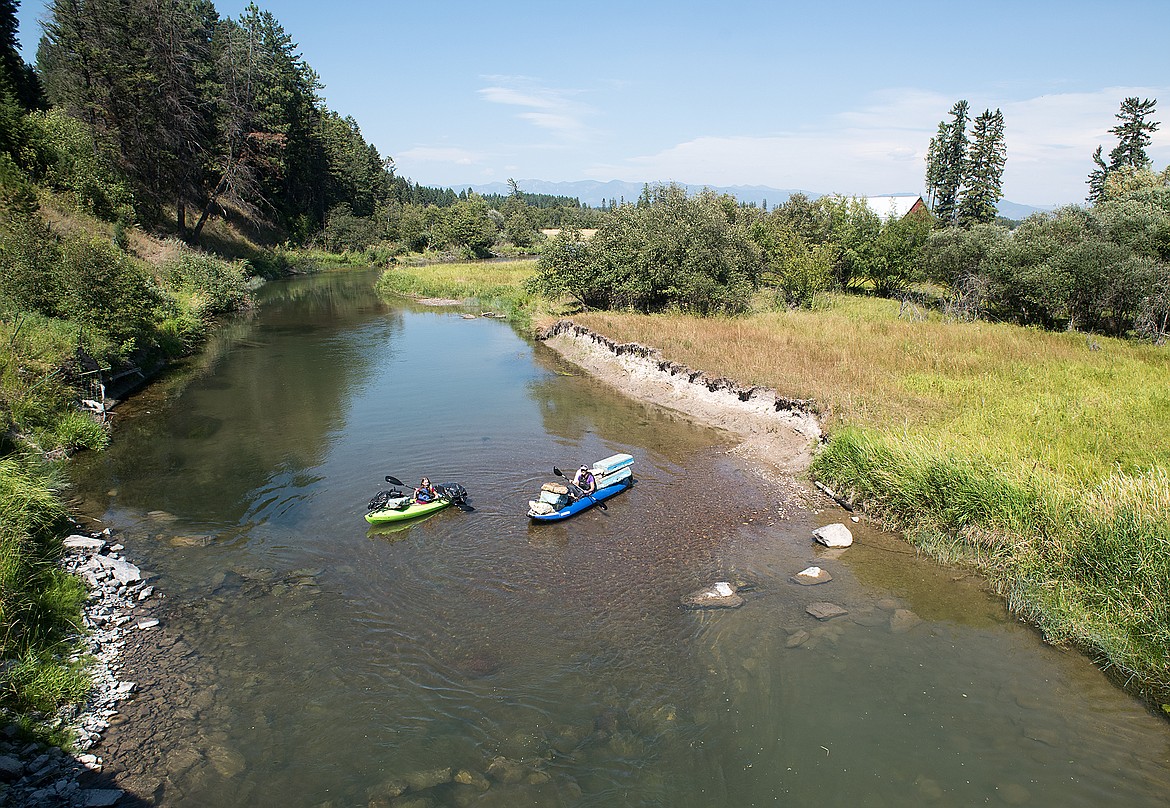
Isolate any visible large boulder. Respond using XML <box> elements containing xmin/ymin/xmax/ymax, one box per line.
<box><xmin>812</xmin><ymin>523</ymin><xmax>853</xmax><ymax>548</ymax></box>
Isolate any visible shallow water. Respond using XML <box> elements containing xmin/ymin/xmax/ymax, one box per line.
<box><xmin>69</xmin><ymin>269</ymin><xmax>1170</xmax><ymax>806</ymax></box>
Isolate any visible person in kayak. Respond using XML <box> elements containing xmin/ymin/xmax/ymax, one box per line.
<box><xmin>572</xmin><ymin>465</ymin><xmax>596</xmax><ymax>499</ymax></box>
<box><xmin>414</xmin><ymin>477</ymin><xmax>438</xmax><ymax>503</ymax></box>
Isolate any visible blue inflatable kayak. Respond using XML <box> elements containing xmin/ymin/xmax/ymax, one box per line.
<box><xmin>528</xmin><ymin>454</ymin><xmax>635</xmax><ymax>522</ymax></box>
<box><xmin>527</xmin><ymin>476</ymin><xmax>633</xmax><ymax>522</ymax></box>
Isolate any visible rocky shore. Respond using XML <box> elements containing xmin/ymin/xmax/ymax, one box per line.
<box><xmin>1</xmin><ymin>530</ymin><xmax>158</xmax><ymax>808</ymax></box>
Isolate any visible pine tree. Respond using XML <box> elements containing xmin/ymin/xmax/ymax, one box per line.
<box><xmin>928</xmin><ymin>101</ymin><xmax>969</xmax><ymax>226</ymax></box>
<box><xmin>958</xmin><ymin>109</ymin><xmax>1006</xmax><ymax>226</ymax></box>
<box><xmin>1109</xmin><ymin>97</ymin><xmax>1159</xmax><ymax>169</ymax></box>
<box><xmin>39</xmin><ymin>0</ymin><xmax>219</xmax><ymax>233</ymax></box>
<box><xmin>1087</xmin><ymin>97</ymin><xmax>1160</xmax><ymax>203</ymax></box>
<box><xmin>0</xmin><ymin>0</ymin><xmax>41</xmax><ymax>109</ymax></box>
<box><xmin>924</xmin><ymin>120</ymin><xmax>949</xmax><ymax>211</ymax></box>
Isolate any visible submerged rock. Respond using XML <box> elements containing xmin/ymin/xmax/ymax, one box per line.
<box><xmin>486</xmin><ymin>756</ymin><xmax>542</xmax><ymax>785</ymax></box>
<box><xmin>806</xmin><ymin>601</ymin><xmax>849</xmax><ymax>620</ymax></box>
<box><xmin>890</xmin><ymin>608</ymin><xmax>922</xmax><ymax>633</ymax></box>
<box><xmin>681</xmin><ymin>581</ymin><xmax>744</xmax><ymax>610</ymax></box>
<box><xmin>785</xmin><ymin>629</ymin><xmax>811</xmax><ymax>648</ymax></box>
<box><xmin>403</xmin><ymin>767</ymin><xmax>453</xmax><ymax>791</ymax></box>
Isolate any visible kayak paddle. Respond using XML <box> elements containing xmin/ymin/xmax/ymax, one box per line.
<box><xmin>553</xmin><ymin>467</ymin><xmax>607</xmax><ymax>511</ymax></box>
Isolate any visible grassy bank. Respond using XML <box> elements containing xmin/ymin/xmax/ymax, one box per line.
<box><xmin>374</xmin><ymin>259</ymin><xmax>556</xmax><ymax>330</ymax></box>
<box><xmin>571</xmin><ymin>299</ymin><xmax>1170</xmax><ymax>708</ymax></box>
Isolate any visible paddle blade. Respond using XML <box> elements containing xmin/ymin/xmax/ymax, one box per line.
<box><xmin>385</xmin><ymin>475</ymin><xmax>405</xmax><ymax>486</ymax></box>
<box><xmin>553</xmin><ymin>467</ymin><xmax>564</xmax><ymax>477</ymax></box>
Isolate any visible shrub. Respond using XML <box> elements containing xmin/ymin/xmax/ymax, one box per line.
<box><xmin>529</xmin><ymin>184</ymin><xmax>760</xmax><ymax>315</ymax></box>
<box><xmin>158</xmin><ymin>246</ymin><xmax>252</xmax><ymax>318</ymax></box>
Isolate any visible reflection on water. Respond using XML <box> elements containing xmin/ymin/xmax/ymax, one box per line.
<box><xmin>69</xmin><ymin>269</ymin><xmax>1170</xmax><ymax>806</ymax></box>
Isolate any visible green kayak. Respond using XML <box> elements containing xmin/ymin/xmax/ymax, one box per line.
<box><xmin>365</xmin><ymin>496</ymin><xmax>453</xmax><ymax>524</ymax></box>
<box><xmin>364</xmin><ymin>481</ymin><xmax>469</xmax><ymax>524</ymax></box>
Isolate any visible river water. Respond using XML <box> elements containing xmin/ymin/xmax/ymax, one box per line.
<box><xmin>69</xmin><ymin>268</ymin><xmax>1170</xmax><ymax>806</ymax></box>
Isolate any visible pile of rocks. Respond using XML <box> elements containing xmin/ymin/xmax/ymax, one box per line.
<box><xmin>0</xmin><ymin>529</ymin><xmax>159</xmax><ymax>807</ymax></box>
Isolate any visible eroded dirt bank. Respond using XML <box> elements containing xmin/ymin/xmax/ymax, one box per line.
<box><xmin>537</xmin><ymin>319</ymin><xmax>824</xmax><ymax>485</ymax></box>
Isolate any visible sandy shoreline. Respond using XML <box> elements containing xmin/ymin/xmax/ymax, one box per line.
<box><xmin>538</xmin><ymin>320</ymin><xmax>824</xmax><ymax>491</ymax></box>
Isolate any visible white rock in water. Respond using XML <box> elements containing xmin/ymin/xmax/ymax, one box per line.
<box><xmin>136</xmin><ymin>619</ymin><xmax>160</xmax><ymax>630</ymax></box>
<box><xmin>792</xmin><ymin>566</ymin><xmax>833</xmax><ymax>585</ymax></box>
<box><xmin>96</xmin><ymin>554</ymin><xmax>142</xmax><ymax>584</ymax></box>
<box><xmin>714</xmin><ymin>582</ymin><xmax>734</xmax><ymax>596</ymax></box>
<box><xmin>812</xmin><ymin>523</ymin><xmax>853</xmax><ymax>548</ymax></box>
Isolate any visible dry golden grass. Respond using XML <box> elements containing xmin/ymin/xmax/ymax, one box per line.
<box><xmin>572</xmin><ymin>295</ymin><xmax>1170</xmax><ymax>486</ymax></box>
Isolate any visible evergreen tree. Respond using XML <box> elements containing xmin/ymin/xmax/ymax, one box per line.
<box><xmin>958</xmin><ymin>108</ymin><xmax>1006</xmax><ymax>226</ymax></box>
<box><xmin>924</xmin><ymin>120</ymin><xmax>948</xmax><ymax>211</ymax></box>
<box><xmin>1087</xmin><ymin>97</ymin><xmax>1160</xmax><ymax>203</ymax></box>
<box><xmin>38</xmin><ymin>0</ymin><xmax>219</xmax><ymax>233</ymax></box>
<box><xmin>927</xmin><ymin>101</ymin><xmax>969</xmax><ymax>226</ymax></box>
<box><xmin>1109</xmin><ymin>97</ymin><xmax>1159</xmax><ymax>170</ymax></box>
<box><xmin>0</xmin><ymin>0</ymin><xmax>41</xmax><ymax>109</ymax></box>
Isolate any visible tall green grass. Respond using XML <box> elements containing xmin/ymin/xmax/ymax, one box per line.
<box><xmin>375</xmin><ymin>259</ymin><xmax>549</xmax><ymax>329</ymax></box>
<box><xmin>0</xmin><ymin>455</ymin><xmax>90</xmax><ymax>733</ymax></box>
<box><xmin>813</xmin><ymin>428</ymin><xmax>1170</xmax><ymax>706</ymax></box>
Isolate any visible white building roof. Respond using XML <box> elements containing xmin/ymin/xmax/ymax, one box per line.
<box><xmin>859</xmin><ymin>195</ymin><xmax>924</xmax><ymax>221</ymax></box>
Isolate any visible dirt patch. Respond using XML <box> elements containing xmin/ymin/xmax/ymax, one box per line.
<box><xmin>538</xmin><ymin>320</ymin><xmax>823</xmax><ymax>485</ymax></box>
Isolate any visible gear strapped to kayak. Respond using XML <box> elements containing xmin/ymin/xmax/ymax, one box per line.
<box><xmin>365</xmin><ymin>478</ymin><xmax>472</xmax><ymax>524</ymax></box>
<box><xmin>527</xmin><ymin>453</ymin><xmax>634</xmax><ymax>522</ymax></box>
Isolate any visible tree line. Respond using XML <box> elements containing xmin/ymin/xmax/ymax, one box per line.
<box><xmin>2</xmin><ymin>0</ymin><xmax>595</xmax><ymax>251</ymax></box>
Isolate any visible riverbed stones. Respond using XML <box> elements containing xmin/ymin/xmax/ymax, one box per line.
<box><xmin>95</xmin><ymin>554</ymin><xmax>142</xmax><ymax>585</ymax></box>
<box><xmin>0</xmin><ymin>754</ymin><xmax>23</xmax><ymax>780</ymax></box>
<box><xmin>791</xmin><ymin>566</ymin><xmax>832</xmax><ymax>585</ymax></box>
<box><xmin>486</xmin><ymin>756</ymin><xmax>543</xmax><ymax>785</ymax></box>
<box><xmin>890</xmin><ymin>608</ymin><xmax>922</xmax><ymax>633</ymax></box>
<box><xmin>681</xmin><ymin>581</ymin><xmax>744</xmax><ymax>609</ymax></box>
<box><xmin>63</xmin><ymin>535</ymin><xmax>106</xmax><ymax>553</ymax></box>
<box><xmin>453</xmin><ymin>769</ymin><xmax>490</xmax><ymax>790</ymax></box>
<box><xmin>403</xmin><ymin>766</ymin><xmax>453</xmax><ymax>791</ymax></box>
<box><xmin>806</xmin><ymin>601</ymin><xmax>849</xmax><ymax>620</ymax></box>
<box><xmin>812</xmin><ymin>523</ymin><xmax>853</xmax><ymax>548</ymax></box>
<box><xmin>785</xmin><ymin>629</ymin><xmax>811</xmax><ymax>648</ymax></box>
<box><xmin>0</xmin><ymin>524</ymin><xmax>165</xmax><ymax>808</ymax></box>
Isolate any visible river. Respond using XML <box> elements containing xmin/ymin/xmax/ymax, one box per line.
<box><xmin>68</xmin><ymin>268</ymin><xmax>1170</xmax><ymax>806</ymax></box>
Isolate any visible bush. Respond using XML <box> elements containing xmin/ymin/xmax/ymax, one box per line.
<box><xmin>529</xmin><ymin>184</ymin><xmax>760</xmax><ymax>315</ymax></box>
<box><xmin>54</xmin><ymin>234</ymin><xmax>163</xmax><ymax>358</ymax></box>
<box><xmin>22</xmin><ymin>110</ymin><xmax>135</xmax><ymax>222</ymax></box>
<box><xmin>158</xmin><ymin>246</ymin><xmax>252</xmax><ymax>318</ymax></box>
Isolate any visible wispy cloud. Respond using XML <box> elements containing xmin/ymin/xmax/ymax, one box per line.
<box><xmin>588</xmin><ymin>87</ymin><xmax>1170</xmax><ymax>205</ymax></box>
<box><xmin>478</xmin><ymin>76</ymin><xmax>592</xmax><ymax>140</ymax></box>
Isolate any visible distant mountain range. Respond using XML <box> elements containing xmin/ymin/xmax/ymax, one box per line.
<box><xmin>461</xmin><ymin>179</ymin><xmax>1055</xmax><ymax>221</ymax></box>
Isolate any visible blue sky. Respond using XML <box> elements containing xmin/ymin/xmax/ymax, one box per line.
<box><xmin>15</xmin><ymin>0</ymin><xmax>1170</xmax><ymax>206</ymax></box>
